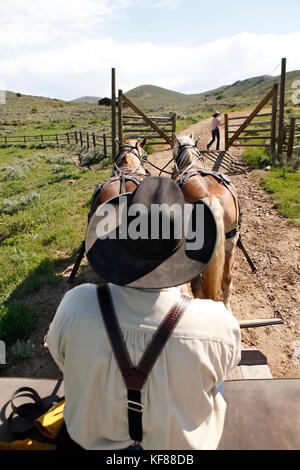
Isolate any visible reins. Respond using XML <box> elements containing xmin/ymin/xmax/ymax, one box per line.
<box><xmin>145</xmin><ymin>157</ymin><xmax>175</xmax><ymax>176</ymax></box>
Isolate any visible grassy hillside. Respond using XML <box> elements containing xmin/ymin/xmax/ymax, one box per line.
<box><xmin>124</xmin><ymin>70</ymin><xmax>300</xmax><ymax>116</ymax></box>
<box><xmin>70</xmin><ymin>96</ymin><xmax>102</xmax><ymax>104</ymax></box>
<box><xmin>126</xmin><ymin>85</ymin><xmax>186</xmax><ymax>104</ymax></box>
<box><xmin>0</xmin><ymin>91</ymin><xmax>111</xmax><ymax>128</ymax></box>
<box><xmin>0</xmin><ymin>143</ymin><xmax>111</xmax><ymax>355</ymax></box>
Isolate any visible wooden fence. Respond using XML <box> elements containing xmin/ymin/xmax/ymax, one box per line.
<box><xmin>0</xmin><ymin>131</ymin><xmax>111</xmax><ymax>154</ymax></box>
<box><xmin>121</xmin><ymin>113</ymin><xmax>176</xmax><ymax>146</ymax></box>
<box><xmin>224</xmin><ymin>84</ymin><xmax>278</xmax><ymax>153</ymax></box>
<box><xmin>286</xmin><ymin>117</ymin><xmax>300</xmax><ymax>160</ymax></box>
<box><xmin>109</xmin><ymin>74</ymin><xmax>177</xmax><ymax>159</ymax></box>
<box><xmin>118</xmin><ymin>90</ymin><xmax>176</xmax><ymax>148</ymax></box>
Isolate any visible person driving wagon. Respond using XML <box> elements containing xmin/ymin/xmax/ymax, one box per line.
<box><xmin>46</xmin><ymin>176</ymin><xmax>241</xmax><ymax>450</ymax></box>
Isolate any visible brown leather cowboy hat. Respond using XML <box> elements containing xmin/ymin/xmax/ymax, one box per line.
<box><xmin>85</xmin><ymin>177</ymin><xmax>217</xmax><ymax>288</ymax></box>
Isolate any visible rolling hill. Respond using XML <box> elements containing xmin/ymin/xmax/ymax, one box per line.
<box><xmin>70</xmin><ymin>96</ymin><xmax>102</xmax><ymax>104</ymax></box>
<box><xmin>123</xmin><ymin>70</ymin><xmax>300</xmax><ymax>110</ymax></box>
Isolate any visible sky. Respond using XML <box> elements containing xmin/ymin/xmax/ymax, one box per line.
<box><xmin>0</xmin><ymin>0</ymin><xmax>300</xmax><ymax>100</ymax></box>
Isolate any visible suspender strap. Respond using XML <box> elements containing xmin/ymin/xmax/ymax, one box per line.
<box><xmin>97</xmin><ymin>284</ymin><xmax>192</xmax><ymax>444</ymax></box>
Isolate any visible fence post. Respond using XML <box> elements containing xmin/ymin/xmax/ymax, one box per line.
<box><xmin>111</xmin><ymin>68</ymin><xmax>117</xmax><ymax>159</ymax></box>
<box><xmin>75</xmin><ymin>131</ymin><xmax>78</xmax><ymax>144</ymax></box>
<box><xmin>67</xmin><ymin>132</ymin><xmax>70</xmax><ymax>144</ymax></box>
<box><xmin>41</xmin><ymin>134</ymin><xmax>43</xmax><ymax>144</ymax></box>
<box><xmin>80</xmin><ymin>131</ymin><xmax>83</xmax><ymax>146</ymax></box>
<box><xmin>271</xmin><ymin>83</ymin><xmax>278</xmax><ymax>162</ymax></box>
<box><xmin>92</xmin><ymin>132</ymin><xmax>96</xmax><ymax>148</ymax></box>
<box><xmin>56</xmin><ymin>134</ymin><xmax>59</xmax><ymax>145</ymax></box>
<box><xmin>172</xmin><ymin>113</ymin><xmax>177</xmax><ymax>144</ymax></box>
<box><xmin>103</xmin><ymin>133</ymin><xmax>107</xmax><ymax>156</ymax></box>
<box><xmin>287</xmin><ymin>117</ymin><xmax>296</xmax><ymax>161</ymax></box>
<box><xmin>277</xmin><ymin>58</ymin><xmax>286</xmax><ymax>159</ymax></box>
<box><xmin>118</xmin><ymin>89</ymin><xmax>124</xmax><ymax>145</ymax></box>
<box><xmin>86</xmin><ymin>132</ymin><xmax>89</xmax><ymax>149</ymax></box>
<box><xmin>224</xmin><ymin>114</ymin><xmax>229</xmax><ymax>150</ymax></box>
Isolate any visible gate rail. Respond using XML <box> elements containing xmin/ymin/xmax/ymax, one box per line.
<box><xmin>225</xmin><ymin>84</ymin><xmax>278</xmax><ymax>153</ymax></box>
<box><xmin>119</xmin><ymin>91</ymin><xmax>176</xmax><ymax>147</ymax></box>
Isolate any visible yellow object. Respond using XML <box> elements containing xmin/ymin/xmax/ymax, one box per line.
<box><xmin>0</xmin><ymin>439</ymin><xmax>56</xmax><ymax>450</ymax></box>
<box><xmin>34</xmin><ymin>400</ymin><xmax>65</xmax><ymax>439</ymax></box>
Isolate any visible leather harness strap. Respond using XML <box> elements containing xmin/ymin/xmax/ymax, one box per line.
<box><xmin>176</xmin><ymin>168</ymin><xmax>242</xmax><ymax>239</ymax></box>
<box><xmin>96</xmin><ymin>284</ymin><xmax>192</xmax><ymax>445</ymax></box>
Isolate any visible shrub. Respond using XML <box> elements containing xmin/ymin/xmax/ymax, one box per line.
<box><xmin>0</xmin><ymin>302</ymin><xmax>36</xmax><ymax>346</ymax></box>
<box><xmin>1</xmin><ymin>192</ymin><xmax>40</xmax><ymax>214</ymax></box>
<box><xmin>2</xmin><ymin>165</ymin><xmax>25</xmax><ymax>181</ymax></box>
<box><xmin>144</xmin><ymin>144</ymin><xmax>155</xmax><ymax>155</ymax></box>
<box><xmin>11</xmin><ymin>340</ymin><xmax>32</xmax><ymax>360</ymax></box>
<box><xmin>242</xmin><ymin>147</ymin><xmax>271</xmax><ymax>169</ymax></box>
<box><xmin>99</xmin><ymin>157</ymin><xmax>112</xmax><ymax>169</ymax></box>
<box><xmin>78</xmin><ymin>149</ymin><xmax>103</xmax><ymax>166</ymax></box>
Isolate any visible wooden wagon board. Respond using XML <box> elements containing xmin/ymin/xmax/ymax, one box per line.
<box><xmin>0</xmin><ymin>350</ymin><xmax>298</xmax><ymax>450</ymax></box>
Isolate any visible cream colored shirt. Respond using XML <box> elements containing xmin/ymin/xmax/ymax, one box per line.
<box><xmin>212</xmin><ymin>117</ymin><xmax>222</xmax><ymax>130</ymax></box>
<box><xmin>46</xmin><ymin>283</ymin><xmax>241</xmax><ymax>450</ymax></box>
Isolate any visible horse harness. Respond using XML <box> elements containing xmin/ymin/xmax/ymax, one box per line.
<box><xmin>66</xmin><ymin>144</ymin><xmax>150</xmax><ymax>287</ymax></box>
<box><xmin>175</xmin><ymin>144</ymin><xmax>242</xmax><ymax>240</ymax></box>
<box><xmin>97</xmin><ymin>283</ymin><xmax>192</xmax><ymax>447</ymax></box>
<box><xmin>89</xmin><ymin>144</ymin><xmax>150</xmax><ymax>219</ymax></box>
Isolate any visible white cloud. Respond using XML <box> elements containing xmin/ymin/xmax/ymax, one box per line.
<box><xmin>0</xmin><ymin>7</ymin><xmax>299</xmax><ymax>101</ymax></box>
<box><xmin>0</xmin><ymin>0</ymin><xmax>128</xmax><ymax>49</ymax></box>
<box><xmin>0</xmin><ymin>0</ymin><xmax>182</xmax><ymax>51</ymax></box>
<box><xmin>152</xmin><ymin>0</ymin><xmax>183</xmax><ymax>9</ymax></box>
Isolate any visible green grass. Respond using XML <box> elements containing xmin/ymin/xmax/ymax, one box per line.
<box><xmin>260</xmin><ymin>167</ymin><xmax>300</xmax><ymax>227</ymax></box>
<box><xmin>242</xmin><ymin>146</ymin><xmax>272</xmax><ymax>169</ymax></box>
<box><xmin>0</xmin><ymin>145</ymin><xmax>112</xmax><ymax>344</ymax></box>
<box><xmin>0</xmin><ymin>302</ymin><xmax>36</xmax><ymax>346</ymax></box>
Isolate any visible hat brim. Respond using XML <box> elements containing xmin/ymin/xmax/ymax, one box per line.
<box><xmin>85</xmin><ymin>193</ymin><xmax>217</xmax><ymax>288</ymax></box>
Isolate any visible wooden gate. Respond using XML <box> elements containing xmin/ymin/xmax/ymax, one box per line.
<box><xmin>118</xmin><ymin>91</ymin><xmax>176</xmax><ymax>148</ymax></box>
<box><xmin>224</xmin><ymin>84</ymin><xmax>278</xmax><ymax>154</ymax></box>
<box><xmin>110</xmin><ymin>68</ymin><xmax>176</xmax><ymax>158</ymax></box>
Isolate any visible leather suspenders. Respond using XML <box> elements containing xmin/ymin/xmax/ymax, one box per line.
<box><xmin>96</xmin><ymin>284</ymin><xmax>192</xmax><ymax>445</ymax></box>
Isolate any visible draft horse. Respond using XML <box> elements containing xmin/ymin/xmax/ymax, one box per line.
<box><xmin>67</xmin><ymin>138</ymin><xmax>149</xmax><ymax>285</ymax></box>
<box><xmin>89</xmin><ymin>137</ymin><xmax>149</xmax><ymax>215</ymax></box>
<box><xmin>172</xmin><ymin>135</ymin><xmax>242</xmax><ymax>311</ymax></box>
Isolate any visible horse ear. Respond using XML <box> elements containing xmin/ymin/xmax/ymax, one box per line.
<box><xmin>139</xmin><ymin>137</ymin><xmax>147</xmax><ymax>148</ymax></box>
<box><xmin>190</xmin><ymin>133</ymin><xmax>194</xmax><ymax>141</ymax></box>
<box><xmin>123</xmin><ymin>138</ymin><xmax>129</xmax><ymax>144</ymax></box>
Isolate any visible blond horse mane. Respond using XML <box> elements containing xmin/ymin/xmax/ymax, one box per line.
<box><xmin>174</xmin><ymin>135</ymin><xmax>225</xmax><ymax>302</ymax></box>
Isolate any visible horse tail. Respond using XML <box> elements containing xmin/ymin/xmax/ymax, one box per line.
<box><xmin>201</xmin><ymin>196</ymin><xmax>225</xmax><ymax>301</ymax></box>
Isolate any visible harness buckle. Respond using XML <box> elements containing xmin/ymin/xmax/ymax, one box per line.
<box><xmin>126</xmin><ymin>400</ymin><xmax>144</xmax><ymax>413</ymax></box>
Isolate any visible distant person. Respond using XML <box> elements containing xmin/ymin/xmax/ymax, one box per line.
<box><xmin>207</xmin><ymin>112</ymin><xmax>223</xmax><ymax>151</ymax></box>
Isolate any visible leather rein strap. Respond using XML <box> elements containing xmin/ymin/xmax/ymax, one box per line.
<box><xmin>96</xmin><ymin>284</ymin><xmax>192</xmax><ymax>445</ymax></box>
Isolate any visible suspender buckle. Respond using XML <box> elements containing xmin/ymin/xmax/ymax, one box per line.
<box><xmin>126</xmin><ymin>400</ymin><xmax>144</xmax><ymax>413</ymax></box>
